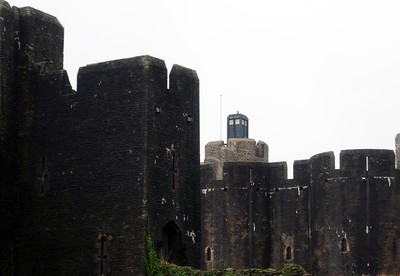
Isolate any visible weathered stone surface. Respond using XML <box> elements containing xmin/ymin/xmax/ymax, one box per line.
<box><xmin>2</xmin><ymin>1</ymin><xmax>400</xmax><ymax>275</ymax></box>
<box><xmin>0</xmin><ymin>1</ymin><xmax>200</xmax><ymax>275</ymax></box>
<box><xmin>202</xmin><ymin>143</ymin><xmax>400</xmax><ymax>275</ymax></box>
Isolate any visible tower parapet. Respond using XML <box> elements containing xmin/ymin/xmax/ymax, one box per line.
<box><xmin>205</xmin><ymin>139</ymin><xmax>268</xmax><ymax>163</ymax></box>
<box><xmin>206</xmin><ymin>112</ymin><xmax>267</xmax><ymax>168</ymax></box>
<box><xmin>201</xmin><ymin>113</ymin><xmax>270</xmax><ymax>270</ymax></box>
<box><xmin>204</xmin><ymin>139</ymin><xmax>268</xmax><ymax>181</ymax></box>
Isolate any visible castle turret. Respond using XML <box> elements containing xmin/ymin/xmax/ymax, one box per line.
<box><xmin>201</xmin><ymin>113</ymin><xmax>270</xmax><ymax>270</ymax></box>
<box><xmin>205</xmin><ymin>113</ymin><xmax>268</xmax><ymax>179</ymax></box>
<box><xmin>0</xmin><ymin>1</ymin><xmax>201</xmax><ymax>273</ymax></box>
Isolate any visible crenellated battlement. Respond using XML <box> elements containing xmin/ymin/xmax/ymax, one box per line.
<box><xmin>2</xmin><ymin>1</ymin><xmax>400</xmax><ymax>275</ymax></box>
<box><xmin>203</xmin><ymin>139</ymin><xmax>397</xmax><ymax>187</ymax></box>
<box><xmin>308</xmin><ymin>149</ymin><xmax>396</xmax><ymax>177</ymax></box>
<box><xmin>204</xmin><ymin>138</ymin><xmax>268</xmax><ymax>163</ymax></box>
<box><xmin>79</xmin><ymin>55</ymin><xmax>198</xmax><ymax>93</ymax></box>
<box><xmin>202</xmin><ymin>144</ymin><xmax>400</xmax><ymax>273</ymax></box>
<box><xmin>203</xmin><ymin>138</ymin><xmax>268</xmax><ymax>180</ymax></box>
<box><xmin>0</xmin><ymin>1</ymin><xmax>200</xmax><ymax>274</ymax></box>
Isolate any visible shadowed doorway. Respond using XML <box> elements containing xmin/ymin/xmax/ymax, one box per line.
<box><xmin>161</xmin><ymin>220</ymin><xmax>187</xmax><ymax>265</ymax></box>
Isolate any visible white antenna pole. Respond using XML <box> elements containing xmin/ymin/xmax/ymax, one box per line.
<box><xmin>220</xmin><ymin>94</ymin><xmax>222</xmax><ymax>141</ymax></box>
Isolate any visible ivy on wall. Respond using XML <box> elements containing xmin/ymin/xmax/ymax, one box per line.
<box><xmin>146</xmin><ymin>235</ymin><xmax>309</xmax><ymax>276</ymax></box>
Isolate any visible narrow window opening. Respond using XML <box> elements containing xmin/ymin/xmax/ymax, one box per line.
<box><xmin>286</xmin><ymin>246</ymin><xmax>292</xmax><ymax>260</ymax></box>
<box><xmin>392</xmin><ymin>238</ymin><xmax>397</xmax><ymax>256</ymax></box>
<box><xmin>206</xmin><ymin>247</ymin><xmax>212</xmax><ymax>261</ymax></box>
<box><xmin>341</xmin><ymin>238</ymin><xmax>347</xmax><ymax>252</ymax></box>
<box><xmin>8</xmin><ymin>242</ymin><xmax>15</xmax><ymax>274</ymax></box>
<box><xmin>366</xmin><ymin>156</ymin><xmax>369</xmax><ymax>172</ymax></box>
<box><xmin>100</xmin><ymin>236</ymin><xmax>106</xmax><ymax>274</ymax></box>
<box><xmin>97</xmin><ymin>235</ymin><xmax>109</xmax><ymax>275</ymax></box>
<box><xmin>172</xmin><ymin>150</ymin><xmax>175</xmax><ymax>190</ymax></box>
<box><xmin>169</xmin><ymin>149</ymin><xmax>177</xmax><ymax>190</ymax></box>
<box><xmin>38</xmin><ymin>156</ymin><xmax>48</xmax><ymax>196</ymax></box>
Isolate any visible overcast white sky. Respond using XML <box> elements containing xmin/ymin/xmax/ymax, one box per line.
<box><xmin>9</xmin><ymin>0</ymin><xmax>400</xmax><ymax>176</ymax></box>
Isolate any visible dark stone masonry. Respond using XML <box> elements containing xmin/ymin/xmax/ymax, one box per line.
<box><xmin>1</xmin><ymin>1</ymin><xmax>400</xmax><ymax>275</ymax></box>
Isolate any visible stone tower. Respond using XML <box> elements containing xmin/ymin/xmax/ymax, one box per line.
<box><xmin>0</xmin><ymin>1</ymin><xmax>200</xmax><ymax>274</ymax></box>
<box><xmin>201</xmin><ymin>114</ymin><xmax>270</xmax><ymax>270</ymax></box>
<box><xmin>201</xmin><ymin>112</ymin><xmax>400</xmax><ymax>275</ymax></box>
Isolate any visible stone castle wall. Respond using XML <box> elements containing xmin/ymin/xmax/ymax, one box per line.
<box><xmin>2</xmin><ymin>1</ymin><xmax>400</xmax><ymax>275</ymax></box>
<box><xmin>0</xmin><ymin>1</ymin><xmax>200</xmax><ymax>274</ymax></box>
<box><xmin>0</xmin><ymin>2</ymin><xmax>19</xmax><ymax>273</ymax></box>
<box><xmin>307</xmin><ymin>150</ymin><xmax>400</xmax><ymax>275</ymax></box>
<box><xmin>202</xmin><ymin>146</ymin><xmax>400</xmax><ymax>275</ymax></box>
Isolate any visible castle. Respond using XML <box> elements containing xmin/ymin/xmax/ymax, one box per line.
<box><xmin>1</xmin><ymin>1</ymin><xmax>400</xmax><ymax>275</ymax></box>
<box><xmin>202</xmin><ymin>129</ymin><xmax>400</xmax><ymax>275</ymax></box>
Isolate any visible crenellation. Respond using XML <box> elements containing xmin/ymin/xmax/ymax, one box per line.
<box><xmin>309</xmin><ymin>151</ymin><xmax>335</xmax><ymax>174</ymax></box>
<box><xmin>204</xmin><ymin>138</ymin><xmax>268</xmax><ymax>163</ymax></box>
<box><xmin>0</xmin><ymin>1</ymin><xmax>200</xmax><ymax>273</ymax></box>
<box><xmin>17</xmin><ymin>7</ymin><xmax>63</xmax><ymax>71</ymax></box>
<box><xmin>293</xmin><ymin>159</ymin><xmax>309</xmax><ymax>184</ymax></box>
<box><xmin>255</xmin><ymin>140</ymin><xmax>268</xmax><ymax>160</ymax></box>
<box><xmin>203</xmin><ymin>145</ymin><xmax>400</xmax><ymax>274</ymax></box>
<box><xmin>204</xmin><ymin>140</ymin><xmax>224</xmax><ymax>162</ymax></box>
<box><xmin>0</xmin><ymin>0</ymin><xmax>10</xmax><ymax>9</ymax></box>
<box><xmin>265</xmin><ymin>161</ymin><xmax>288</xmax><ymax>189</ymax></box>
<box><xmin>340</xmin><ymin>149</ymin><xmax>395</xmax><ymax>176</ymax></box>
<box><xmin>1</xmin><ymin>1</ymin><xmax>400</xmax><ymax>275</ymax></box>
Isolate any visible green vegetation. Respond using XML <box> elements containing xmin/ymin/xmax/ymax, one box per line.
<box><xmin>146</xmin><ymin>235</ymin><xmax>164</xmax><ymax>276</ymax></box>
<box><xmin>146</xmin><ymin>234</ymin><xmax>204</xmax><ymax>276</ymax></box>
<box><xmin>146</xmin><ymin>234</ymin><xmax>308</xmax><ymax>276</ymax></box>
<box><xmin>282</xmin><ymin>263</ymin><xmax>310</xmax><ymax>276</ymax></box>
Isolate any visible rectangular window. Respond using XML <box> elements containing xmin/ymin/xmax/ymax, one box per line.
<box><xmin>229</xmin><ymin>119</ymin><xmax>234</xmax><ymax>125</ymax></box>
<box><xmin>235</xmin><ymin>119</ymin><xmax>240</xmax><ymax>125</ymax></box>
